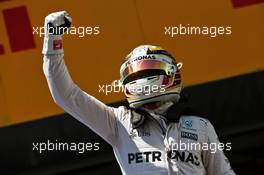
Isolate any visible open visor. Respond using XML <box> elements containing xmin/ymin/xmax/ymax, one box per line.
<box><xmin>120</xmin><ymin>60</ymin><xmax>177</xmax><ymax>85</ymax></box>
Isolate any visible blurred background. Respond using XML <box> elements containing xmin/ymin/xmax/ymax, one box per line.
<box><xmin>0</xmin><ymin>0</ymin><xmax>263</xmax><ymax>174</ymax></box>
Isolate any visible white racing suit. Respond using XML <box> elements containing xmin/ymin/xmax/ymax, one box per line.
<box><xmin>43</xmin><ymin>54</ymin><xmax>236</xmax><ymax>175</ymax></box>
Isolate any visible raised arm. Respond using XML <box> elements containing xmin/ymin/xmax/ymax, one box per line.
<box><xmin>42</xmin><ymin>11</ymin><xmax>119</xmax><ymax>146</ymax></box>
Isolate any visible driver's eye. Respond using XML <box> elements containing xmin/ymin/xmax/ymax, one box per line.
<box><xmin>123</xmin><ymin>70</ymin><xmax>165</xmax><ymax>85</ymax></box>
<box><xmin>129</xmin><ymin>81</ymin><xmax>136</xmax><ymax>84</ymax></box>
<box><xmin>147</xmin><ymin>76</ymin><xmax>157</xmax><ymax>80</ymax></box>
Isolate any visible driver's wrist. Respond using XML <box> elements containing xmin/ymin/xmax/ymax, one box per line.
<box><xmin>42</xmin><ymin>35</ymin><xmax>63</xmax><ymax>55</ymax></box>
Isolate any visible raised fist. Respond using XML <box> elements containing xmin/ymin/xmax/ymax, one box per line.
<box><xmin>44</xmin><ymin>11</ymin><xmax>72</xmax><ymax>36</ymax></box>
<box><xmin>42</xmin><ymin>11</ymin><xmax>72</xmax><ymax>55</ymax></box>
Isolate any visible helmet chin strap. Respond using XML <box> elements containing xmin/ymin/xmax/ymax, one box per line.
<box><xmin>143</xmin><ymin>102</ymin><xmax>159</xmax><ymax>110</ymax></box>
<box><xmin>143</xmin><ymin>101</ymin><xmax>174</xmax><ymax>115</ymax></box>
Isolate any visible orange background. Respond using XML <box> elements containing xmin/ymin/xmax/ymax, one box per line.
<box><xmin>0</xmin><ymin>0</ymin><xmax>263</xmax><ymax>126</ymax></box>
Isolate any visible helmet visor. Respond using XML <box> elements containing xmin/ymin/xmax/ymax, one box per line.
<box><xmin>120</xmin><ymin>60</ymin><xmax>176</xmax><ymax>85</ymax></box>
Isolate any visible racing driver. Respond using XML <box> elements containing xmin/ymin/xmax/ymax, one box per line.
<box><xmin>42</xmin><ymin>11</ymin><xmax>236</xmax><ymax>175</ymax></box>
